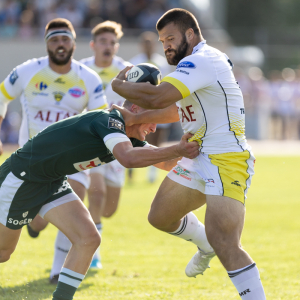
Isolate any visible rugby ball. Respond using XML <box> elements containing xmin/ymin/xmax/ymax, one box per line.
<box><xmin>126</xmin><ymin>63</ymin><xmax>162</xmax><ymax>85</ymax></box>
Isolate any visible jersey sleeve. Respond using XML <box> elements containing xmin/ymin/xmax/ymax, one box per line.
<box><xmin>130</xmin><ymin>138</ymin><xmax>148</xmax><ymax>148</ymax></box>
<box><xmin>161</xmin><ymin>55</ymin><xmax>216</xmax><ymax>98</ymax></box>
<box><xmin>84</xmin><ymin>68</ymin><xmax>108</xmax><ymax>111</ymax></box>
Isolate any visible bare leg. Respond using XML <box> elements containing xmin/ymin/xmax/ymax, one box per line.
<box><xmin>102</xmin><ymin>185</ymin><xmax>121</xmax><ymax>218</ymax></box>
<box><xmin>44</xmin><ymin>199</ymin><xmax>100</xmax><ymax>274</ymax></box>
<box><xmin>148</xmin><ymin>177</ymin><xmax>206</xmax><ymax>232</ymax></box>
<box><xmin>88</xmin><ymin>173</ymin><xmax>106</xmax><ymax>224</ymax></box>
<box><xmin>0</xmin><ymin>223</ymin><xmax>22</xmax><ymax>263</ymax></box>
<box><xmin>205</xmin><ymin>195</ymin><xmax>253</xmax><ymax>271</ymax></box>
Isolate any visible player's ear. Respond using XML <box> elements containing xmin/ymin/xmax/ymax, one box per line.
<box><xmin>186</xmin><ymin>28</ymin><xmax>194</xmax><ymax>41</ymax></box>
<box><xmin>90</xmin><ymin>40</ymin><xmax>94</xmax><ymax>51</ymax></box>
<box><xmin>114</xmin><ymin>42</ymin><xmax>120</xmax><ymax>53</ymax></box>
<box><xmin>130</xmin><ymin>104</ymin><xmax>139</xmax><ymax>113</ymax></box>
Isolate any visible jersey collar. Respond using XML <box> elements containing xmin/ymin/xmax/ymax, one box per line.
<box><xmin>192</xmin><ymin>40</ymin><xmax>207</xmax><ymax>54</ymax></box>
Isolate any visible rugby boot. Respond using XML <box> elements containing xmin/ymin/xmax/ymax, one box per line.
<box><xmin>185</xmin><ymin>248</ymin><xmax>216</xmax><ymax>277</ymax></box>
<box><xmin>26</xmin><ymin>224</ymin><xmax>39</xmax><ymax>238</ymax></box>
<box><xmin>49</xmin><ymin>274</ymin><xmax>59</xmax><ymax>285</ymax></box>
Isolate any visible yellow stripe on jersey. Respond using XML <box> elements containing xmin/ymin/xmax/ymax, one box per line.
<box><xmin>162</xmin><ymin>76</ymin><xmax>190</xmax><ymax>99</ymax></box>
<box><xmin>0</xmin><ymin>82</ymin><xmax>14</xmax><ymax>100</ymax></box>
<box><xmin>208</xmin><ymin>150</ymin><xmax>251</xmax><ymax>204</ymax></box>
<box><xmin>188</xmin><ymin>123</ymin><xmax>206</xmax><ymax>147</ymax></box>
<box><xmin>91</xmin><ymin>103</ymin><xmax>108</xmax><ymax>110</ymax></box>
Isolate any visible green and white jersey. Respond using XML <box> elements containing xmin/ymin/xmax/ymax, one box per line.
<box><xmin>0</xmin><ymin>56</ymin><xmax>108</xmax><ymax>146</ymax></box>
<box><xmin>10</xmin><ymin>109</ymin><xmax>146</xmax><ymax>183</ymax></box>
<box><xmin>80</xmin><ymin>56</ymin><xmax>132</xmax><ymax>107</ymax></box>
<box><xmin>162</xmin><ymin>41</ymin><xmax>249</xmax><ymax>154</ymax></box>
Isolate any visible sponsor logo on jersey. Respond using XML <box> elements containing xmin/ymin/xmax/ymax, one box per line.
<box><xmin>53</xmin><ymin>91</ymin><xmax>65</xmax><ymax>102</ymax></box>
<box><xmin>73</xmin><ymin>157</ymin><xmax>105</xmax><ymax>172</ymax></box>
<box><xmin>176</xmin><ymin>61</ymin><xmax>196</xmax><ymax>69</ymax></box>
<box><xmin>172</xmin><ymin>166</ymin><xmax>191</xmax><ymax>181</ymax></box>
<box><xmin>94</xmin><ymin>84</ymin><xmax>103</xmax><ymax>93</ymax></box>
<box><xmin>108</xmin><ymin>117</ymin><xmax>125</xmax><ymax>131</ymax></box>
<box><xmin>68</xmin><ymin>87</ymin><xmax>86</xmax><ymax>98</ymax></box>
<box><xmin>176</xmin><ymin>69</ymin><xmax>189</xmax><ymax>75</ymax></box>
<box><xmin>35</xmin><ymin>81</ymin><xmax>48</xmax><ymax>90</ymax></box>
<box><xmin>54</xmin><ymin>77</ymin><xmax>66</xmax><ymax>84</ymax></box>
<box><xmin>9</xmin><ymin>68</ymin><xmax>18</xmax><ymax>85</ymax></box>
<box><xmin>8</xmin><ymin>217</ymin><xmax>32</xmax><ymax>226</ymax></box>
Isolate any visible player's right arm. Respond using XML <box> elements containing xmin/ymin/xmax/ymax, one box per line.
<box><xmin>112</xmin><ymin>132</ymin><xmax>199</xmax><ymax>169</ymax></box>
<box><xmin>0</xmin><ymin>64</ymin><xmax>27</xmax><ymax>154</ymax></box>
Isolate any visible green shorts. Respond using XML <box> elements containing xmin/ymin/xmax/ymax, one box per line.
<box><xmin>0</xmin><ymin>159</ymin><xmax>80</xmax><ymax>230</ymax></box>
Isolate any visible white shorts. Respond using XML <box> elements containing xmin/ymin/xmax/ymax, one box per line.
<box><xmin>68</xmin><ymin>170</ymin><xmax>90</xmax><ymax>190</ymax></box>
<box><xmin>89</xmin><ymin>160</ymin><xmax>125</xmax><ymax>188</ymax></box>
<box><xmin>167</xmin><ymin>150</ymin><xmax>255</xmax><ymax>204</ymax></box>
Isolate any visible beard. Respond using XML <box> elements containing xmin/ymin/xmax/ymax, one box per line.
<box><xmin>48</xmin><ymin>47</ymin><xmax>73</xmax><ymax>65</ymax></box>
<box><xmin>165</xmin><ymin>35</ymin><xmax>188</xmax><ymax>66</ymax></box>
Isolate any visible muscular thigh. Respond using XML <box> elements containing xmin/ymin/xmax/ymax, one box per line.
<box><xmin>0</xmin><ymin>222</ymin><xmax>22</xmax><ymax>252</ymax></box>
<box><xmin>150</xmin><ymin>176</ymin><xmax>206</xmax><ymax>223</ymax></box>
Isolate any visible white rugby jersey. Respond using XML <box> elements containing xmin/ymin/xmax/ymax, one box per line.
<box><xmin>80</xmin><ymin>56</ymin><xmax>132</xmax><ymax>107</ymax></box>
<box><xmin>162</xmin><ymin>41</ymin><xmax>249</xmax><ymax>154</ymax></box>
<box><xmin>0</xmin><ymin>56</ymin><xmax>107</xmax><ymax>146</ymax></box>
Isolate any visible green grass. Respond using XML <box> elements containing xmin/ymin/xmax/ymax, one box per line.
<box><xmin>1</xmin><ymin>154</ymin><xmax>300</xmax><ymax>299</ymax></box>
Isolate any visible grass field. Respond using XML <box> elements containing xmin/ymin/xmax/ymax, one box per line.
<box><xmin>0</xmin><ymin>153</ymin><xmax>300</xmax><ymax>299</ymax></box>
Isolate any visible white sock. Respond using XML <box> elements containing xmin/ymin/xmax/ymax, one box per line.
<box><xmin>169</xmin><ymin>212</ymin><xmax>214</xmax><ymax>253</ymax></box>
<box><xmin>92</xmin><ymin>223</ymin><xmax>102</xmax><ymax>261</ymax></box>
<box><xmin>228</xmin><ymin>263</ymin><xmax>266</xmax><ymax>299</ymax></box>
<box><xmin>50</xmin><ymin>230</ymin><xmax>71</xmax><ymax>278</ymax></box>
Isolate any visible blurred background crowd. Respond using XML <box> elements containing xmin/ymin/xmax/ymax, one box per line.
<box><xmin>1</xmin><ymin>0</ymin><xmax>300</xmax><ymax>143</ymax></box>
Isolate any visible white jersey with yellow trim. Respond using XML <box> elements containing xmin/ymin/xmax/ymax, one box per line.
<box><xmin>162</xmin><ymin>40</ymin><xmax>249</xmax><ymax>154</ymax></box>
<box><xmin>80</xmin><ymin>55</ymin><xmax>132</xmax><ymax>107</ymax></box>
<box><xmin>0</xmin><ymin>56</ymin><xmax>107</xmax><ymax>146</ymax></box>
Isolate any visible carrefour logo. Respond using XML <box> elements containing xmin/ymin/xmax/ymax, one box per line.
<box><xmin>177</xmin><ymin>61</ymin><xmax>196</xmax><ymax>69</ymax></box>
<box><xmin>68</xmin><ymin>87</ymin><xmax>85</xmax><ymax>98</ymax></box>
<box><xmin>35</xmin><ymin>81</ymin><xmax>48</xmax><ymax>90</ymax></box>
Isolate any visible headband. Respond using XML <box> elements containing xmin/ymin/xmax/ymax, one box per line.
<box><xmin>45</xmin><ymin>29</ymin><xmax>74</xmax><ymax>42</ymax></box>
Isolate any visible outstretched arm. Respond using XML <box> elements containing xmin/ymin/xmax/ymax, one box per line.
<box><xmin>113</xmin><ymin>133</ymin><xmax>198</xmax><ymax>169</ymax></box>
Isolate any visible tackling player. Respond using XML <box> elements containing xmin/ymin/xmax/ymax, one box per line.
<box><xmin>111</xmin><ymin>8</ymin><xmax>266</xmax><ymax>300</ymax></box>
<box><xmin>0</xmin><ymin>103</ymin><xmax>200</xmax><ymax>300</ymax></box>
<box><xmin>0</xmin><ymin>18</ymin><xmax>107</xmax><ymax>283</ymax></box>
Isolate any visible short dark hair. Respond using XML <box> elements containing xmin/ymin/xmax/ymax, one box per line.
<box><xmin>156</xmin><ymin>8</ymin><xmax>200</xmax><ymax>36</ymax></box>
<box><xmin>45</xmin><ymin>18</ymin><xmax>76</xmax><ymax>39</ymax></box>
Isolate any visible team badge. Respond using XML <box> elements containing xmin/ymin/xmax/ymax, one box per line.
<box><xmin>9</xmin><ymin>69</ymin><xmax>18</xmax><ymax>85</ymax></box>
<box><xmin>53</xmin><ymin>91</ymin><xmax>65</xmax><ymax>102</ymax></box>
<box><xmin>54</xmin><ymin>78</ymin><xmax>65</xmax><ymax>84</ymax></box>
<box><xmin>108</xmin><ymin>117</ymin><xmax>125</xmax><ymax>132</ymax></box>
<box><xmin>22</xmin><ymin>211</ymin><xmax>28</xmax><ymax>218</ymax></box>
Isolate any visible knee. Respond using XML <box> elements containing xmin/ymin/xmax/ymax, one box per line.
<box><xmin>0</xmin><ymin>250</ymin><xmax>12</xmax><ymax>263</ymax></box>
<box><xmin>148</xmin><ymin>210</ymin><xmax>168</xmax><ymax>230</ymax></box>
<box><xmin>75</xmin><ymin>229</ymin><xmax>101</xmax><ymax>251</ymax></box>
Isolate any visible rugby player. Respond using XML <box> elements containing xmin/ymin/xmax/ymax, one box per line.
<box><xmin>0</xmin><ymin>18</ymin><xmax>107</xmax><ymax>283</ymax></box>
<box><xmin>79</xmin><ymin>21</ymin><xmax>131</xmax><ymax>270</ymax></box>
<box><xmin>111</xmin><ymin>8</ymin><xmax>266</xmax><ymax>300</ymax></box>
<box><xmin>0</xmin><ymin>103</ymin><xmax>200</xmax><ymax>300</ymax></box>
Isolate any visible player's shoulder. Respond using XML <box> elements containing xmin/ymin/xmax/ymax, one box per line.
<box><xmin>113</xmin><ymin>56</ymin><xmax>132</xmax><ymax>69</ymax></box>
<box><xmin>16</xmin><ymin>56</ymin><xmax>48</xmax><ymax>71</ymax></box>
<box><xmin>79</xmin><ymin>56</ymin><xmax>94</xmax><ymax>67</ymax></box>
<box><xmin>72</xmin><ymin>59</ymin><xmax>100</xmax><ymax>79</ymax></box>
